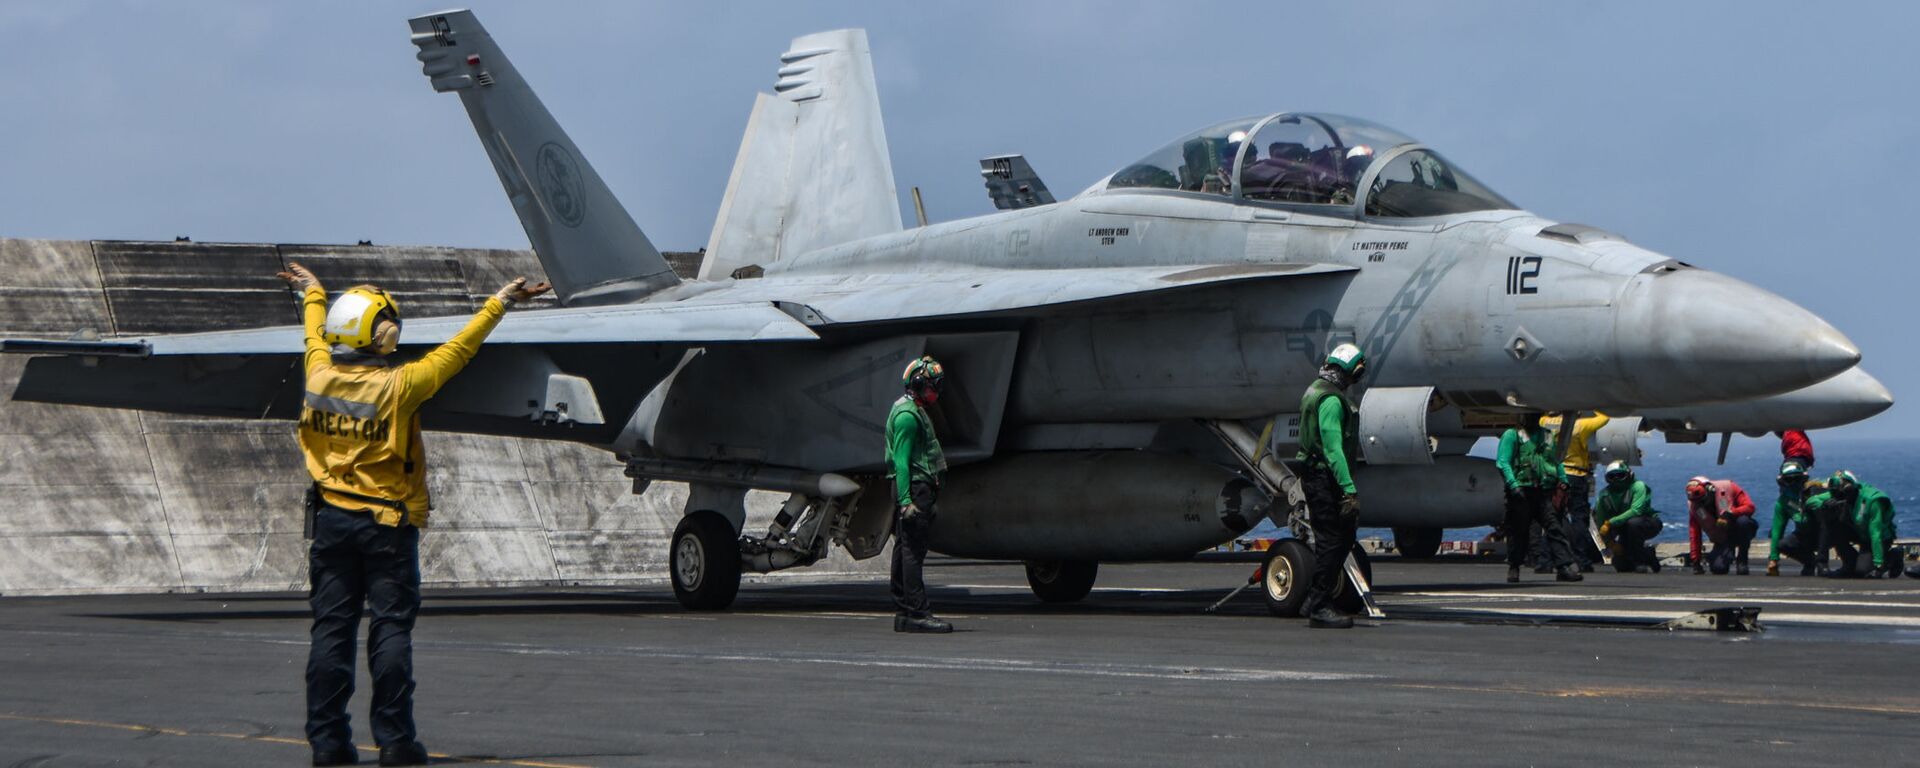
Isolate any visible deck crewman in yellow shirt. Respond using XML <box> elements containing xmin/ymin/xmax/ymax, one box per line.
<box><xmin>278</xmin><ymin>262</ymin><xmax>549</xmax><ymax>768</ymax></box>
<box><xmin>1540</xmin><ymin>412</ymin><xmax>1611</xmax><ymax>571</ymax></box>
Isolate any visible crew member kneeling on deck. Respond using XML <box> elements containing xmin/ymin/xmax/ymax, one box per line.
<box><xmin>1767</xmin><ymin>461</ymin><xmax>1826</xmax><ymax>576</ymax></box>
<box><xmin>887</xmin><ymin>356</ymin><xmax>953</xmax><ymax>633</ymax></box>
<box><xmin>279</xmin><ymin>263</ymin><xmax>549</xmax><ymax>767</ymax></box>
<box><xmin>1686</xmin><ymin>477</ymin><xmax>1757</xmax><ymax>575</ymax></box>
<box><xmin>1823</xmin><ymin>471</ymin><xmax>1903</xmax><ymax>579</ymax></box>
<box><xmin>1595</xmin><ymin>461</ymin><xmax>1662</xmax><ymax>573</ymax></box>
<box><xmin>1296</xmin><ymin>343</ymin><xmax>1367</xmax><ymax>629</ymax></box>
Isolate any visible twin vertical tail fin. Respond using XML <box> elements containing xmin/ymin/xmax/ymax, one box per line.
<box><xmin>701</xmin><ymin>30</ymin><xmax>902</xmax><ymax>280</ymax></box>
<box><xmin>409</xmin><ymin>11</ymin><xmax>679</xmax><ymax>306</ymax></box>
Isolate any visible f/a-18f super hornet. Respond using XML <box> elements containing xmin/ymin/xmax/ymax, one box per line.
<box><xmin>1</xmin><ymin>11</ymin><xmax>1878</xmax><ymax>617</ymax></box>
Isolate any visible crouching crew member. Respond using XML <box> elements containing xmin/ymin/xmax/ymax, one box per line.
<box><xmin>1767</xmin><ymin>461</ymin><xmax>1827</xmax><ymax>576</ymax></box>
<box><xmin>1296</xmin><ymin>343</ymin><xmax>1368</xmax><ymax>629</ymax></box>
<box><xmin>887</xmin><ymin>356</ymin><xmax>954</xmax><ymax>633</ymax></box>
<box><xmin>1497</xmin><ymin>414</ymin><xmax>1581</xmax><ymax>583</ymax></box>
<box><xmin>1595</xmin><ymin>461</ymin><xmax>1662</xmax><ymax>573</ymax></box>
<box><xmin>279</xmin><ymin>262</ymin><xmax>549</xmax><ymax>767</ymax></box>
<box><xmin>1824</xmin><ymin>471</ymin><xmax>1903</xmax><ymax>579</ymax></box>
<box><xmin>1686</xmin><ymin>477</ymin><xmax>1758</xmax><ymax>575</ymax></box>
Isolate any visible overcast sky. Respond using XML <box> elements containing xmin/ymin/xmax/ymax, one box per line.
<box><xmin>2</xmin><ymin>1</ymin><xmax>1912</xmax><ymax>439</ymax></box>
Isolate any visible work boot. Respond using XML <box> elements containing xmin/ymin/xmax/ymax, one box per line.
<box><xmin>1633</xmin><ymin>565</ymin><xmax>1652</xmax><ymax>574</ymax></box>
<box><xmin>1507</xmin><ymin>566</ymin><xmax>1521</xmax><ymax>584</ymax></box>
<box><xmin>1556</xmin><ymin>566</ymin><xmax>1583</xmax><ymax>582</ymax></box>
<box><xmin>895</xmin><ymin>614</ymin><xmax>953</xmax><ymax>634</ymax></box>
<box><xmin>1690</xmin><ymin>563</ymin><xmax>1706</xmax><ymax>575</ymax></box>
<box><xmin>1579</xmin><ymin>562</ymin><xmax>1596</xmax><ymax>573</ymax></box>
<box><xmin>312</xmin><ymin>745</ymin><xmax>359</xmax><ymax>767</ymax></box>
<box><xmin>1532</xmin><ymin>565</ymin><xmax>1553</xmax><ymax>574</ymax></box>
<box><xmin>377</xmin><ymin>742</ymin><xmax>428</xmax><ymax>767</ymax></box>
<box><xmin>1736</xmin><ymin>563</ymin><xmax>1750</xmax><ymax>576</ymax></box>
<box><xmin>1307</xmin><ymin>607</ymin><xmax>1353</xmax><ymax>629</ymax></box>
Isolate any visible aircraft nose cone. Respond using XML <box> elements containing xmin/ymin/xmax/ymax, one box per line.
<box><xmin>1613</xmin><ymin>269</ymin><xmax>1859</xmax><ymax>405</ymax></box>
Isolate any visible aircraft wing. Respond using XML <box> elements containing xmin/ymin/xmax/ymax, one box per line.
<box><xmin>0</xmin><ymin>300</ymin><xmax>816</xmax><ymax>357</ymax></box>
<box><xmin>2</xmin><ymin>301</ymin><xmax>818</xmax><ymax>440</ymax></box>
<box><xmin>744</xmin><ymin>262</ymin><xmax>1358</xmax><ymax>325</ymax></box>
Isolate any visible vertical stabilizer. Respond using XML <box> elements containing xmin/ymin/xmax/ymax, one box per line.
<box><xmin>702</xmin><ymin>29</ymin><xmax>901</xmax><ymax>280</ymax></box>
<box><xmin>410</xmin><ymin>10</ymin><xmax>679</xmax><ymax>306</ymax></box>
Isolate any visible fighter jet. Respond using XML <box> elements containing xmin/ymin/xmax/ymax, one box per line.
<box><xmin>1</xmin><ymin>11</ymin><xmax>1875</xmax><ymax>617</ymax></box>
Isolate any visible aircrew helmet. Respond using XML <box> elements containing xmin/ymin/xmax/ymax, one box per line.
<box><xmin>1828</xmin><ymin>470</ymin><xmax>1860</xmax><ymax>497</ymax></box>
<box><xmin>322</xmin><ymin>285</ymin><xmax>401</xmax><ymax>350</ymax></box>
<box><xmin>1603</xmin><ymin>460</ymin><xmax>1633</xmax><ymax>484</ymax></box>
<box><xmin>1685</xmin><ymin>476</ymin><xmax>1712</xmax><ymax>500</ymax></box>
<box><xmin>1325</xmin><ymin>343</ymin><xmax>1366</xmax><ymax>377</ymax></box>
<box><xmin>1778</xmin><ymin>460</ymin><xmax>1809</xmax><ymax>482</ymax></box>
<box><xmin>902</xmin><ymin>355</ymin><xmax>945</xmax><ymax>393</ymax></box>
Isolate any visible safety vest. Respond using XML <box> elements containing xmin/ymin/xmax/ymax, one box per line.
<box><xmin>1296</xmin><ymin>378</ymin><xmax>1358</xmax><ymax>467</ymax></box>
<box><xmin>299</xmin><ymin>360</ymin><xmax>430</xmax><ymax>526</ymax></box>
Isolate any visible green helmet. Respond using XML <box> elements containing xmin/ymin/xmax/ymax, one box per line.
<box><xmin>901</xmin><ymin>355</ymin><xmax>945</xmax><ymax>392</ymax></box>
<box><xmin>1778</xmin><ymin>460</ymin><xmax>1809</xmax><ymax>481</ymax></box>
<box><xmin>1325</xmin><ymin>343</ymin><xmax>1366</xmax><ymax>375</ymax></box>
<box><xmin>1828</xmin><ymin>470</ymin><xmax>1859</xmax><ymax>496</ymax></box>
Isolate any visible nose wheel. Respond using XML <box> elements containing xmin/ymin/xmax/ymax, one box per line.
<box><xmin>1261</xmin><ymin>539</ymin><xmax>1312</xmax><ymax>617</ymax></box>
<box><xmin>670</xmin><ymin>510</ymin><xmax>742</xmax><ymax>610</ymax></box>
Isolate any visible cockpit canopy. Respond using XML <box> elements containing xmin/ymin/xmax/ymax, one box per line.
<box><xmin>1106</xmin><ymin>113</ymin><xmax>1515</xmax><ymax>217</ymax></box>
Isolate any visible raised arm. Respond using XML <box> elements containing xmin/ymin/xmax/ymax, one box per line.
<box><xmin>400</xmin><ymin>278</ymin><xmax>550</xmax><ymax>407</ymax></box>
<box><xmin>276</xmin><ymin>262</ymin><xmax>330</xmax><ymax>376</ymax></box>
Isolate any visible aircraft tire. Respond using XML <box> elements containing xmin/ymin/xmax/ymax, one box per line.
<box><xmin>1332</xmin><ymin>546</ymin><xmax>1374</xmax><ymax>615</ymax></box>
<box><xmin>1392</xmin><ymin>526</ymin><xmax>1444</xmax><ymax>560</ymax></box>
<box><xmin>670</xmin><ymin>510</ymin><xmax>741</xmax><ymax>611</ymax></box>
<box><xmin>1261</xmin><ymin>539</ymin><xmax>1313</xmax><ymax>618</ymax></box>
<box><xmin>1024</xmin><ymin>559</ymin><xmax>1098</xmax><ymax>603</ymax></box>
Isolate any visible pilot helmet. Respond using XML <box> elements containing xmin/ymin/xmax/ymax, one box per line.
<box><xmin>323</xmin><ymin>285</ymin><xmax>401</xmax><ymax>352</ymax></box>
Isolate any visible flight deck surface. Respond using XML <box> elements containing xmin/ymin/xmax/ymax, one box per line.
<box><xmin>2</xmin><ymin>558</ymin><xmax>1916</xmax><ymax>766</ymax></box>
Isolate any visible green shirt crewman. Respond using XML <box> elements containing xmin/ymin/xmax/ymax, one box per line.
<box><xmin>1825</xmin><ymin>471</ymin><xmax>1900</xmax><ymax>577</ymax></box>
<box><xmin>1594</xmin><ymin>460</ymin><xmax>1661</xmax><ymax>572</ymax></box>
<box><xmin>1766</xmin><ymin>461</ymin><xmax>1826</xmax><ymax>576</ymax></box>
<box><xmin>1495</xmin><ymin>415</ymin><xmax>1580</xmax><ymax>583</ymax></box>
<box><xmin>884</xmin><ymin>356</ymin><xmax>953</xmax><ymax>633</ymax></box>
<box><xmin>1294</xmin><ymin>343</ymin><xmax>1367</xmax><ymax>629</ymax></box>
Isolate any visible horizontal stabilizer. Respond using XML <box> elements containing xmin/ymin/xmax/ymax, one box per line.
<box><xmin>980</xmin><ymin>154</ymin><xmax>1056</xmax><ymax>210</ymax></box>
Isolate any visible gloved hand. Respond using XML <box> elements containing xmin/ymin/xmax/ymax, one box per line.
<box><xmin>902</xmin><ymin>503</ymin><xmax>926</xmax><ymax>522</ymax></box>
<box><xmin>276</xmin><ymin>261</ymin><xmax>321</xmax><ymax>293</ymax></box>
<box><xmin>1766</xmin><ymin>560</ymin><xmax>1780</xmax><ymax>576</ymax></box>
<box><xmin>1338</xmin><ymin>495</ymin><xmax>1361</xmax><ymax>520</ymax></box>
<box><xmin>1716</xmin><ymin>514</ymin><xmax>1730</xmax><ymax>527</ymax></box>
<box><xmin>494</xmin><ymin>277</ymin><xmax>554</xmax><ymax>305</ymax></box>
<box><xmin>1598</xmin><ymin>522</ymin><xmax>1611</xmax><ymax>537</ymax></box>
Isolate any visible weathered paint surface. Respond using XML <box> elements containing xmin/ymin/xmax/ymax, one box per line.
<box><xmin>0</xmin><ymin>238</ymin><xmax>879</xmax><ymax>595</ymax></box>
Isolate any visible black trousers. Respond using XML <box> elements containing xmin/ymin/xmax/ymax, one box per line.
<box><xmin>1831</xmin><ymin>527</ymin><xmax>1901</xmax><ymax>576</ymax></box>
<box><xmin>1608</xmin><ymin>515</ymin><xmax>1662</xmax><ymax>572</ymax></box>
<box><xmin>1777</xmin><ymin>519</ymin><xmax>1827</xmax><ymax>569</ymax></box>
<box><xmin>306</xmin><ymin>504</ymin><xmax>421</xmax><ymax>752</ymax></box>
<box><xmin>1706</xmin><ymin>516</ymin><xmax>1758</xmax><ymax>573</ymax></box>
<box><xmin>891</xmin><ymin>482</ymin><xmax>937</xmax><ymax>618</ymax></box>
<box><xmin>1301</xmin><ymin>463</ymin><xmax>1358</xmax><ymax>616</ymax></box>
<box><xmin>1507</xmin><ymin>485</ymin><xmax>1574</xmax><ymax>569</ymax></box>
<box><xmin>1563</xmin><ymin>475</ymin><xmax>1602</xmax><ymax>566</ymax></box>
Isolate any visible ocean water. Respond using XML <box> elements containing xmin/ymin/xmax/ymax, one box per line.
<box><xmin>1308</xmin><ymin>437</ymin><xmax>1917</xmax><ymax>544</ymax></box>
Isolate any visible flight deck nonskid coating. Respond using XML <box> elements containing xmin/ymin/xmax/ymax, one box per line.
<box><xmin>2</xmin><ymin>559</ymin><xmax>1916</xmax><ymax>766</ymax></box>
